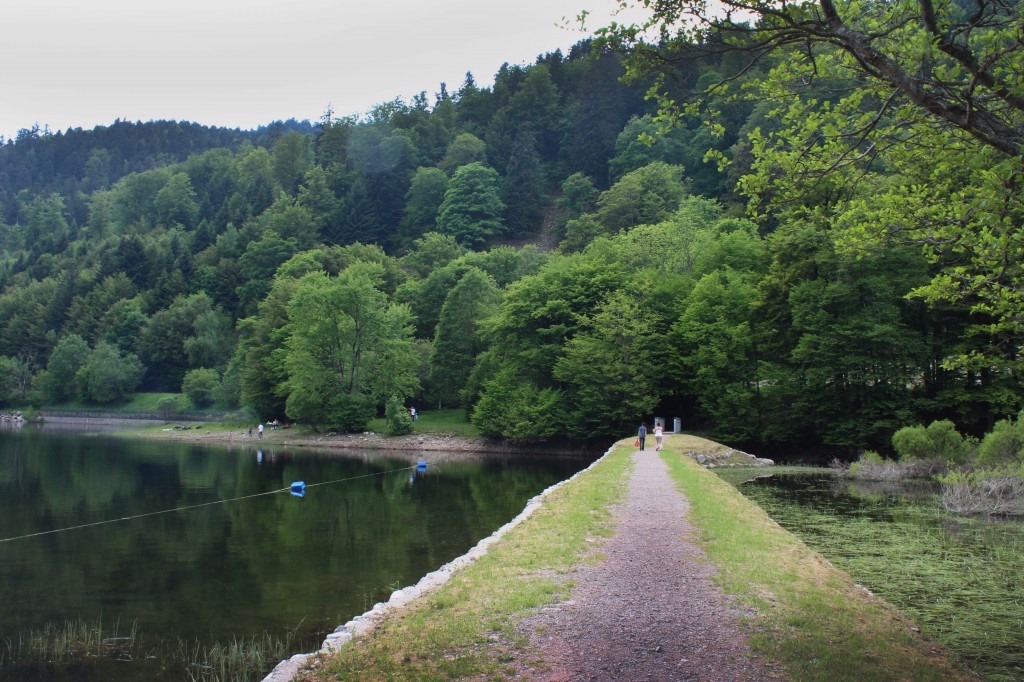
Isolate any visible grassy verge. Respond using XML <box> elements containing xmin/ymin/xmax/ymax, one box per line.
<box><xmin>300</xmin><ymin>442</ymin><xmax>631</xmax><ymax>680</ymax></box>
<box><xmin>660</xmin><ymin>435</ymin><xmax>975</xmax><ymax>682</ymax></box>
<box><xmin>366</xmin><ymin>408</ymin><xmax>481</xmax><ymax>437</ymax></box>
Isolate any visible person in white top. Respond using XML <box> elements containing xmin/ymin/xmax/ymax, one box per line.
<box><xmin>654</xmin><ymin>423</ymin><xmax>664</xmax><ymax>451</ymax></box>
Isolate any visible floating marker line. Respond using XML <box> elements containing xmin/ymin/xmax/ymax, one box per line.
<box><xmin>0</xmin><ymin>465</ymin><xmax>420</xmax><ymax>544</ymax></box>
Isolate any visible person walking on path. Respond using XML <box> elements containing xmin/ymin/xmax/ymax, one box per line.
<box><xmin>637</xmin><ymin>422</ymin><xmax>647</xmax><ymax>451</ymax></box>
<box><xmin>257</xmin><ymin>423</ymin><xmax>264</xmax><ymax>440</ymax></box>
<box><xmin>517</xmin><ymin>447</ymin><xmax>779</xmax><ymax>680</ymax></box>
<box><xmin>654</xmin><ymin>422</ymin><xmax>664</xmax><ymax>451</ymax></box>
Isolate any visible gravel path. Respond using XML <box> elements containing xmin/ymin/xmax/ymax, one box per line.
<box><xmin>516</xmin><ymin>447</ymin><xmax>783</xmax><ymax>681</ymax></box>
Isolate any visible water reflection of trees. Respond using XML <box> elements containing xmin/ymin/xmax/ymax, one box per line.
<box><xmin>839</xmin><ymin>478</ymin><xmax>939</xmax><ymax>504</ymax></box>
<box><xmin>0</xmin><ymin>431</ymin><xmax>585</xmax><ymax>672</ymax></box>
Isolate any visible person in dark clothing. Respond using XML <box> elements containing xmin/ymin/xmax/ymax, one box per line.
<box><xmin>637</xmin><ymin>422</ymin><xmax>647</xmax><ymax>451</ymax></box>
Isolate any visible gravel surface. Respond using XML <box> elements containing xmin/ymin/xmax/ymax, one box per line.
<box><xmin>515</xmin><ymin>447</ymin><xmax>784</xmax><ymax>681</ymax></box>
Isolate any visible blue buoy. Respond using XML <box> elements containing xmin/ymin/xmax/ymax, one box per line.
<box><xmin>417</xmin><ymin>461</ymin><xmax>427</xmax><ymax>471</ymax></box>
<box><xmin>290</xmin><ymin>481</ymin><xmax>306</xmax><ymax>497</ymax></box>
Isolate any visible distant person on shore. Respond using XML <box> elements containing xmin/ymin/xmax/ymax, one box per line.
<box><xmin>637</xmin><ymin>422</ymin><xmax>647</xmax><ymax>451</ymax></box>
<box><xmin>654</xmin><ymin>422</ymin><xmax>664</xmax><ymax>451</ymax></box>
<box><xmin>257</xmin><ymin>423</ymin><xmax>264</xmax><ymax>440</ymax></box>
<box><xmin>248</xmin><ymin>425</ymin><xmax>253</xmax><ymax>438</ymax></box>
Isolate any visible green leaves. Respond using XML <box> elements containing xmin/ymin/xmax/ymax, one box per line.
<box><xmin>436</xmin><ymin>162</ymin><xmax>506</xmax><ymax>249</ymax></box>
<box><xmin>280</xmin><ymin>263</ymin><xmax>417</xmax><ymax>430</ymax></box>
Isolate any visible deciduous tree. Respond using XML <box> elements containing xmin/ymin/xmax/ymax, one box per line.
<box><xmin>428</xmin><ymin>268</ymin><xmax>500</xmax><ymax>408</ymax></box>
<box><xmin>282</xmin><ymin>263</ymin><xmax>417</xmax><ymax>430</ymax></box>
<box><xmin>436</xmin><ymin>162</ymin><xmax>505</xmax><ymax>248</ymax></box>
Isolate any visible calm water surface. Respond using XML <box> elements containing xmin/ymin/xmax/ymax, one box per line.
<box><xmin>725</xmin><ymin>469</ymin><xmax>1024</xmax><ymax>682</ymax></box>
<box><xmin>0</xmin><ymin>427</ymin><xmax>592</xmax><ymax>679</ymax></box>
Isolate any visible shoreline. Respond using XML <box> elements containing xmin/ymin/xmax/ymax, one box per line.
<box><xmin>37</xmin><ymin>416</ymin><xmax>603</xmax><ymax>461</ymax></box>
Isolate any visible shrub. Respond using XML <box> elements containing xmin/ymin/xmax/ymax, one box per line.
<box><xmin>181</xmin><ymin>368</ymin><xmax>220</xmax><ymax>408</ymax></box>
<box><xmin>156</xmin><ymin>396</ymin><xmax>182</xmax><ymax>420</ymax></box>
<box><xmin>892</xmin><ymin>425</ymin><xmax>930</xmax><ymax>460</ymax></box>
<box><xmin>848</xmin><ymin>450</ymin><xmax>944</xmax><ymax>480</ymax></box>
<box><xmin>937</xmin><ymin>463</ymin><xmax>1024</xmax><ymax>516</ymax></box>
<box><xmin>978</xmin><ymin>411</ymin><xmax>1024</xmax><ymax>466</ymax></box>
<box><xmin>892</xmin><ymin>420</ymin><xmax>969</xmax><ymax>464</ymax></box>
<box><xmin>385</xmin><ymin>395</ymin><xmax>414</xmax><ymax>436</ymax></box>
<box><xmin>849</xmin><ymin>451</ymin><xmax>899</xmax><ymax>481</ymax></box>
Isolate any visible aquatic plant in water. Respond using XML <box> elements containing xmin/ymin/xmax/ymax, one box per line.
<box><xmin>732</xmin><ymin>471</ymin><xmax>1024</xmax><ymax>682</ymax></box>
<box><xmin>937</xmin><ymin>464</ymin><xmax>1024</xmax><ymax>516</ymax></box>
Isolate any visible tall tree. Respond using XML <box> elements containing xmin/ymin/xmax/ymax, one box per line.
<box><xmin>282</xmin><ymin>263</ymin><xmax>417</xmax><ymax>430</ymax></box>
<box><xmin>138</xmin><ymin>293</ymin><xmax>217</xmax><ymax>390</ymax></box>
<box><xmin>399</xmin><ymin>231</ymin><xmax>465</xmax><ymax>279</ymax></box>
<box><xmin>38</xmin><ymin>333</ymin><xmax>91</xmax><ymax>402</ymax></box>
<box><xmin>506</xmin><ymin>63</ymin><xmax>565</xmax><ymax>159</ymax></box>
<box><xmin>75</xmin><ymin>341</ymin><xmax>145</xmax><ymax>404</ymax></box>
<box><xmin>554</xmin><ymin>290</ymin><xmax>664</xmax><ymax>438</ymax></box>
<box><xmin>502</xmin><ymin>131</ymin><xmax>545</xmax><ymax>236</ymax></box>
<box><xmin>428</xmin><ymin>268</ymin><xmax>500</xmax><ymax>408</ymax></box>
<box><xmin>599</xmin><ymin>0</ymin><xmax>1024</xmax><ymax>365</ymax></box>
<box><xmin>436</xmin><ymin>162</ymin><xmax>505</xmax><ymax>248</ymax></box>
<box><xmin>272</xmin><ymin>131</ymin><xmax>314</xmax><ymax>196</ymax></box>
<box><xmin>399</xmin><ymin>167</ymin><xmax>449</xmax><ymax>243</ymax></box>
<box><xmin>153</xmin><ymin>172</ymin><xmax>199</xmax><ymax>228</ymax></box>
<box><xmin>438</xmin><ymin>133</ymin><xmax>489</xmax><ymax>175</ymax></box>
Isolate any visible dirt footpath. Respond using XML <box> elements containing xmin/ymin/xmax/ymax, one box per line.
<box><xmin>514</xmin><ymin>446</ymin><xmax>784</xmax><ymax>681</ymax></box>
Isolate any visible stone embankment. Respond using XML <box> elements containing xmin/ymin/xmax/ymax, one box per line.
<box><xmin>1</xmin><ymin>412</ymin><xmax>24</xmax><ymax>423</ymax></box>
<box><xmin>685</xmin><ymin>444</ymin><xmax>775</xmax><ymax>468</ymax></box>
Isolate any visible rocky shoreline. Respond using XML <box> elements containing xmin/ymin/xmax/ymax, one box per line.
<box><xmin>107</xmin><ymin>422</ymin><xmax>604</xmax><ymax>461</ymax></box>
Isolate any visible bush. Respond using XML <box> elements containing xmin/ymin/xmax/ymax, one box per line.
<box><xmin>75</xmin><ymin>342</ymin><xmax>145</xmax><ymax>404</ymax></box>
<box><xmin>385</xmin><ymin>395</ymin><xmax>414</xmax><ymax>436</ymax></box>
<box><xmin>978</xmin><ymin>410</ymin><xmax>1024</xmax><ymax>466</ymax></box>
<box><xmin>849</xmin><ymin>451</ymin><xmax>900</xmax><ymax>480</ymax></box>
<box><xmin>156</xmin><ymin>396</ymin><xmax>182</xmax><ymax>420</ymax></box>
<box><xmin>937</xmin><ymin>463</ymin><xmax>1024</xmax><ymax>515</ymax></box>
<box><xmin>892</xmin><ymin>420</ymin><xmax>969</xmax><ymax>464</ymax></box>
<box><xmin>892</xmin><ymin>425</ymin><xmax>930</xmax><ymax>460</ymax></box>
<box><xmin>181</xmin><ymin>368</ymin><xmax>220</xmax><ymax>408</ymax></box>
<box><xmin>848</xmin><ymin>450</ymin><xmax>944</xmax><ymax>480</ymax></box>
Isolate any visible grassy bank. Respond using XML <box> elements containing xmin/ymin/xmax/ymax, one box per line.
<box><xmin>297</xmin><ymin>435</ymin><xmax>973</xmax><ymax>681</ymax></box>
<box><xmin>103</xmin><ymin>408</ymin><xmax>479</xmax><ymax>441</ymax></box>
<box><xmin>662</xmin><ymin>435</ymin><xmax>975</xmax><ymax>682</ymax></box>
<box><xmin>366</xmin><ymin>409</ymin><xmax>480</xmax><ymax>437</ymax></box>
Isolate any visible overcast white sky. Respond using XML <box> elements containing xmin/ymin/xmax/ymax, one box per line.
<box><xmin>0</xmin><ymin>0</ymin><xmax>636</xmax><ymax>141</ymax></box>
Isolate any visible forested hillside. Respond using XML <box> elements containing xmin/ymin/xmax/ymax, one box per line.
<box><xmin>1</xmin><ymin>8</ymin><xmax>1021</xmax><ymax>453</ymax></box>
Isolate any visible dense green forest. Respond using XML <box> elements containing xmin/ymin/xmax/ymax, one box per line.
<box><xmin>1</xmin><ymin>2</ymin><xmax>1022</xmax><ymax>453</ymax></box>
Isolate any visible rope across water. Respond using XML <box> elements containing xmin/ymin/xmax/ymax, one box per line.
<box><xmin>0</xmin><ymin>464</ymin><xmax>420</xmax><ymax>544</ymax></box>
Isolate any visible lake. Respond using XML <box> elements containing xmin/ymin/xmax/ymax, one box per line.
<box><xmin>0</xmin><ymin>427</ymin><xmax>593</xmax><ymax>680</ymax></box>
<box><xmin>723</xmin><ymin>468</ymin><xmax>1024</xmax><ymax>682</ymax></box>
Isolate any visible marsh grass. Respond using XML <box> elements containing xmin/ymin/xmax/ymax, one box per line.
<box><xmin>180</xmin><ymin>626</ymin><xmax>301</xmax><ymax>682</ymax></box>
<box><xmin>305</xmin><ymin>444</ymin><xmax>630</xmax><ymax>680</ymax></box>
<box><xmin>739</xmin><ymin>470</ymin><xmax>1024</xmax><ymax>680</ymax></box>
<box><xmin>938</xmin><ymin>466</ymin><xmax>1024</xmax><ymax>515</ymax></box>
<box><xmin>660</xmin><ymin>435</ymin><xmax>974</xmax><ymax>682</ymax></box>
<box><xmin>1</xmin><ymin>617</ymin><xmax>141</xmax><ymax>665</ymax></box>
<box><xmin>1</xmin><ymin>616</ymin><xmax>301</xmax><ymax>682</ymax></box>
